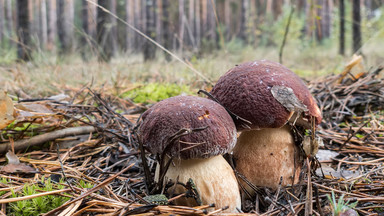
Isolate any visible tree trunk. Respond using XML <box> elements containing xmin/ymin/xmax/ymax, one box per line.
<box><xmin>162</xmin><ymin>0</ymin><xmax>171</xmax><ymax>60</ymax></box>
<box><xmin>365</xmin><ymin>0</ymin><xmax>374</xmax><ymax>20</ymax></box>
<box><xmin>87</xmin><ymin>0</ymin><xmax>97</xmax><ymax>41</ymax></box>
<box><xmin>0</xmin><ymin>0</ymin><xmax>4</xmax><ymax>44</ymax></box>
<box><xmin>109</xmin><ymin>0</ymin><xmax>118</xmax><ymax>56</ymax></box>
<box><xmin>141</xmin><ymin>0</ymin><xmax>146</xmax><ymax>50</ymax></box>
<box><xmin>17</xmin><ymin>0</ymin><xmax>31</xmax><ymax>61</ymax></box>
<box><xmin>322</xmin><ymin>0</ymin><xmax>332</xmax><ymax>39</ymax></box>
<box><xmin>224</xmin><ymin>0</ymin><xmax>230</xmax><ymax>41</ymax></box>
<box><xmin>34</xmin><ymin>0</ymin><xmax>40</xmax><ymax>46</ymax></box>
<box><xmin>178</xmin><ymin>0</ymin><xmax>185</xmax><ymax>53</ymax></box>
<box><xmin>47</xmin><ymin>0</ymin><xmax>56</xmax><ymax>51</ymax></box>
<box><xmin>272</xmin><ymin>0</ymin><xmax>283</xmax><ymax>19</ymax></box>
<box><xmin>315</xmin><ymin>0</ymin><xmax>323</xmax><ymax>41</ymax></box>
<box><xmin>5</xmin><ymin>0</ymin><xmax>13</xmax><ymax>47</ymax></box>
<box><xmin>133</xmin><ymin>0</ymin><xmax>141</xmax><ymax>50</ymax></box>
<box><xmin>67</xmin><ymin>0</ymin><xmax>74</xmax><ymax>47</ymax></box>
<box><xmin>97</xmin><ymin>0</ymin><xmax>113</xmax><ymax>61</ymax></box>
<box><xmin>239</xmin><ymin>0</ymin><xmax>248</xmax><ymax>41</ymax></box>
<box><xmin>249</xmin><ymin>0</ymin><xmax>257</xmax><ymax>44</ymax></box>
<box><xmin>143</xmin><ymin>0</ymin><xmax>156</xmax><ymax>61</ymax></box>
<box><xmin>40</xmin><ymin>0</ymin><xmax>47</xmax><ymax>49</ymax></box>
<box><xmin>266</xmin><ymin>0</ymin><xmax>272</xmax><ymax>14</ymax></box>
<box><xmin>81</xmin><ymin>0</ymin><xmax>89</xmax><ymax>59</ymax></box>
<box><xmin>125</xmin><ymin>0</ymin><xmax>135</xmax><ymax>51</ymax></box>
<box><xmin>339</xmin><ymin>0</ymin><xmax>345</xmax><ymax>55</ymax></box>
<box><xmin>57</xmin><ymin>0</ymin><xmax>74</xmax><ymax>54</ymax></box>
<box><xmin>201</xmin><ymin>0</ymin><xmax>207</xmax><ymax>38</ymax></box>
<box><xmin>352</xmin><ymin>0</ymin><xmax>362</xmax><ymax>53</ymax></box>
<box><xmin>195</xmin><ymin>0</ymin><xmax>200</xmax><ymax>48</ymax></box>
<box><xmin>155</xmin><ymin>0</ymin><xmax>162</xmax><ymax>45</ymax></box>
<box><xmin>207</xmin><ymin>0</ymin><xmax>216</xmax><ymax>42</ymax></box>
<box><xmin>188</xmin><ymin>0</ymin><xmax>195</xmax><ymax>48</ymax></box>
<box><xmin>304</xmin><ymin>0</ymin><xmax>315</xmax><ymax>38</ymax></box>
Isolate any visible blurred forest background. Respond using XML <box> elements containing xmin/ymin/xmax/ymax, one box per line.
<box><xmin>0</xmin><ymin>0</ymin><xmax>384</xmax><ymax>97</ymax></box>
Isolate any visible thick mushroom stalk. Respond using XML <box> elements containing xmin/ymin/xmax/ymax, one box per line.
<box><xmin>233</xmin><ymin>125</ymin><xmax>301</xmax><ymax>191</ymax></box>
<box><xmin>155</xmin><ymin>155</ymin><xmax>241</xmax><ymax>212</ymax></box>
<box><xmin>139</xmin><ymin>96</ymin><xmax>241</xmax><ymax>212</ymax></box>
<box><xmin>210</xmin><ymin>60</ymin><xmax>322</xmax><ymax>192</ymax></box>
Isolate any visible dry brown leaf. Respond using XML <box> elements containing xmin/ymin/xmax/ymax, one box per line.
<box><xmin>13</xmin><ymin>101</ymin><xmax>64</xmax><ymax>125</ymax></box>
<box><xmin>15</xmin><ymin>102</ymin><xmax>54</xmax><ymax>114</ymax></box>
<box><xmin>337</xmin><ymin>55</ymin><xmax>364</xmax><ymax>84</ymax></box>
<box><xmin>0</xmin><ymin>151</ymin><xmax>37</xmax><ymax>174</ymax></box>
<box><xmin>0</xmin><ymin>91</ymin><xmax>15</xmax><ymax>129</ymax></box>
<box><xmin>0</xmin><ymin>163</ymin><xmax>37</xmax><ymax>173</ymax></box>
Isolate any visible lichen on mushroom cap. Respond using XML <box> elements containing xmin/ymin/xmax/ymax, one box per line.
<box><xmin>210</xmin><ymin>60</ymin><xmax>322</xmax><ymax>191</ymax></box>
<box><xmin>138</xmin><ymin>95</ymin><xmax>241</xmax><ymax>212</ymax></box>
<box><xmin>210</xmin><ymin>59</ymin><xmax>322</xmax><ymax>131</ymax></box>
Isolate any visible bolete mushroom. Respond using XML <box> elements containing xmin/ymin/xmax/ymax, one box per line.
<box><xmin>138</xmin><ymin>95</ymin><xmax>241</xmax><ymax>212</ymax></box>
<box><xmin>210</xmin><ymin>60</ymin><xmax>322</xmax><ymax>191</ymax></box>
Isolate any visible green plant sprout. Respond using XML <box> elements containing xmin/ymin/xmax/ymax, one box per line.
<box><xmin>327</xmin><ymin>191</ymin><xmax>358</xmax><ymax>216</ymax></box>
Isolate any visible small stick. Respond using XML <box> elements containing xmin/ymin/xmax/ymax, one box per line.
<box><xmin>304</xmin><ymin>158</ymin><xmax>312</xmax><ymax>216</ymax></box>
<box><xmin>0</xmin><ymin>126</ymin><xmax>96</xmax><ymax>154</ymax></box>
<box><xmin>167</xmin><ymin>193</ymin><xmax>186</xmax><ymax>202</ymax></box>
<box><xmin>339</xmin><ymin>122</ymin><xmax>369</xmax><ymax>150</ymax></box>
<box><xmin>56</xmin><ymin>144</ymin><xmax>76</xmax><ymax>193</ymax></box>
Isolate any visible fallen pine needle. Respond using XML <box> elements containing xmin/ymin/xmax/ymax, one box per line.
<box><xmin>0</xmin><ymin>188</ymin><xmax>71</xmax><ymax>204</ymax></box>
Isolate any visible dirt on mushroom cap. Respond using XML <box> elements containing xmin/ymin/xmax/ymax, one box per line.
<box><xmin>138</xmin><ymin>96</ymin><xmax>237</xmax><ymax>160</ymax></box>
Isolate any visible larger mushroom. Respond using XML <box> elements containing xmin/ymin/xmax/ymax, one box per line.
<box><xmin>138</xmin><ymin>95</ymin><xmax>241</xmax><ymax>212</ymax></box>
<box><xmin>210</xmin><ymin>60</ymin><xmax>322</xmax><ymax>191</ymax></box>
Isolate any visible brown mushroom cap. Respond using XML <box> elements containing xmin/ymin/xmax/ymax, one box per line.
<box><xmin>210</xmin><ymin>60</ymin><xmax>322</xmax><ymax>131</ymax></box>
<box><xmin>138</xmin><ymin>96</ymin><xmax>237</xmax><ymax>160</ymax></box>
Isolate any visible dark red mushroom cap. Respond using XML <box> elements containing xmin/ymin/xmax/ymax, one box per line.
<box><xmin>210</xmin><ymin>60</ymin><xmax>322</xmax><ymax>131</ymax></box>
<box><xmin>138</xmin><ymin>96</ymin><xmax>237</xmax><ymax>160</ymax></box>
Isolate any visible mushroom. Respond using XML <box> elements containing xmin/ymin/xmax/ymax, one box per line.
<box><xmin>138</xmin><ymin>95</ymin><xmax>241</xmax><ymax>212</ymax></box>
<box><xmin>210</xmin><ymin>60</ymin><xmax>322</xmax><ymax>191</ymax></box>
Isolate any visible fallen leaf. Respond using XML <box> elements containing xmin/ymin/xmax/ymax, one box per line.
<box><xmin>0</xmin><ymin>151</ymin><xmax>37</xmax><ymax>174</ymax></box>
<box><xmin>316</xmin><ymin>165</ymin><xmax>360</xmax><ymax>180</ymax></box>
<box><xmin>0</xmin><ymin>91</ymin><xmax>16</xmax><ymax>129</ymax></box>
<box><xmin>15</xmin><ymin>102</ymin><xmax>54</xmax><ymax>114</ymax></box>
<box><xmin>0</xmin><ymin>163</ymin><xmax>37</xmax><ymax>173</ymax></box>
<box><xmin>316</xmin><ymin>149</ymin><xmax>339</xmax><ymax>161</ymax></box>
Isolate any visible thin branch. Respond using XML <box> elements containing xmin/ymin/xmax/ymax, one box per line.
<box><xmin>0</xmin><ymin>126</ymin><xmax>96</xmax><ymax>154</ymax></box>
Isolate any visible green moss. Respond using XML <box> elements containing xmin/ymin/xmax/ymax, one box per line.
<box><xmin>123</xmin><ymin>83</ymin><xmax>193</xmax><ymax>104</ymax></box>
<box><xmin>78</xmin><ymin>180</ymin><xmax>94</xmax><ymax>189</ymax></box>
<box><xmin>7</xmin><ymin>177</ymin><xmax>70</xmax><ymax>216</ymax></box>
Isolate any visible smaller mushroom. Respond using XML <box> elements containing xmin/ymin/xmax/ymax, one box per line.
<box><xmin>138</xmin><ymin>96</ymin><xmax>241</xmax><ymax>212</ymax></box>
<box><xmin>210</xmin><ymin>60</ymin><xmax>322</xmax><ymax>192</ymax></box>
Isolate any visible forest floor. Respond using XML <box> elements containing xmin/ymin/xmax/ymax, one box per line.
<box><xmin>1</xmin><ymin>38</ymin><xmax>384</xmax><ymax>98</ymax></box>
<box><xmin>0</xmin><ymin>48</ymin><xmax>383</xmax><ymax>215</ymax></box>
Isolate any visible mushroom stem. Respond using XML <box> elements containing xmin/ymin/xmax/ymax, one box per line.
<box><xmin>233</xmin><ymin>125</ymin><xmax>301</xmax><ymax>193</ymax></box>
<box><xmin>155</xmin><ymin>155</ymin><xmax>241</xmax><ymax>213</ymax></box>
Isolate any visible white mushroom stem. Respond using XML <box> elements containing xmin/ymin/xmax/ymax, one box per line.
<box><xmin>155</xmin><ymin>155</ymin><xmax>241</xmax><ymax>213</ymax></box>
<box><xmin>233</xmin><ymin>125</ymin><xmax>301</xmax><ymax>194</ymax></box>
